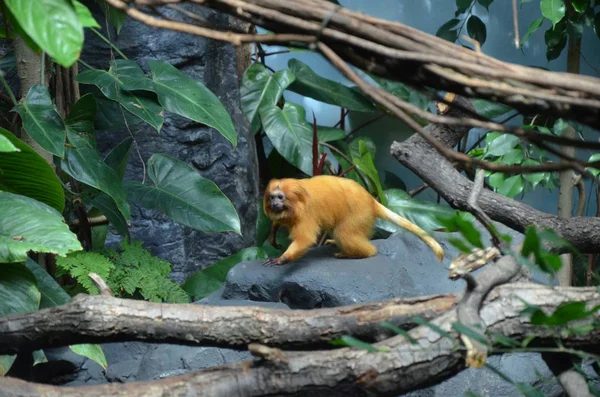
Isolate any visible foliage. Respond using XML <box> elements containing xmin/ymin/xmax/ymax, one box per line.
<box><xmin>57</xmin><ymin>240</ymin><xmax>189</xmax><ymax>303</ymax></box>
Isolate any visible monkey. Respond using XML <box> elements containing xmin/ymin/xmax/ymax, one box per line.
<box><xmin>262</xmin><ymin>175</ymin><xmax>444</xmax><ymax>266</ymax></box>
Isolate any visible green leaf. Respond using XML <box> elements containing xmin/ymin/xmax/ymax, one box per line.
<box><xmin>58</xmin><ymin>131</ymin><xmax>131</xmax><ymax>222</ymax></box>
<box><xmin>147</xmin><ymin>60</ymin><xmax>237</xmax><ymax>146</ymax></box>
<box><xmin>541</xmin><ymin>0</ymin><xmax>566</xmax><ymax>28</ymax></box>
<box><xmin>572</xmin><ymin>0</ymin><xmax>589</xmax><ymax>13</ymax></box>
<box><xmin>488</xmin><ymin>172</ymin><xmax>505</xmax><ymax>189</ymax></box>
<box><xmin>260</xmin><ymin>102</ymin><xmax>319</xmax><ymax>176</ymax></box>
<box><xmin>183</xmin><ymin>247</ymin><xmax>268</xmax><ymax>299</ymax></box>
<box><xmin>83</xmin><ymin>190</ymin><xmax>130</xmax><ymax>238</ymax></box>
<box><xmin>0</xmin><ymin>262</ymin><xmax>40</xmax><ymax>315</ymax></box>
<box><xmin>24</xmin><ymin>258</ymin><xmax>69</xmax><ymax>308</ymax></box>
<box><xmin>377</xmin><ymin>189</ymin><xmax>474</xmax><ymax>234</ymax></box>
<box><xmin>95</xmin><ymin>0</ymin><xmax>126</xmax><ymax>34</ymax></box>
<box><xmin>586</xmin><ymin>153</ymin><xmax>600</xmax><ymax>177</ymax></box>
<box><xmin>0</xmin><ymin>134</ymin><xmax>18</xmax><ymax>152</ymax></box>
<box><xmin>0</xmin><ymin>191</ymin><xmax>82</xmax><ymax>262</ymax></box>
<box><xmin>451</xmin><ymin>322</ymin><xmax>490</xmax><ymax>346</ymax></box>
<box><xmin>74</xmin><ymin>0</ymin><xmax>100</xmax><ymax>28</ymax></box>
<box><xmin>240</xmin><ymin>63</ymin><xmax>295</xmax><ymax>134</ymax></box>
<box><xmin>501</xmin><ymin>148</ymin><xmax>525</xmax><ymax>165</ymax></box>
<box><xmin>125</xmin><ymin>153</ymin><xmax>241</xmax><ymax>234</ymax></box>
<box><xmin>352</xmin><ymin>139</ymin><xmax>386</xmax><ymax>204</ymax></box>
<box><xmin>112</xmin><ymin>60</ymin><xmax>157</xmax><ymax>92</ymax></box>
<box><xmin>457</xmin><ymin>0</ymin><xmax>474</xmax><ymax>14</ymax></box>
<box><xmin>65</xmin><ymin>94</ymin><xmax>96</xmax><ymax>135</ymax></box>
<box><xmin>0</xmin><ymin>355</ymin><xmax>16</xmax><ymax>376</ymax></box>
<box><xmin>467</xmin><ymin>15</ymin><xmax>487</xmax><ymax>46</ymax></box>
<box><xmin>0</xmin><ymin>262</ymin><xmax>40</xmax><ymax>376</ymax></box>
<box><xmin>12</xmin><ymin>84</ymin><xmax>66</xmax><ymax>158</ymax></box>
<box><xmin>552</xmin><ymin>118</ymin><xmax>570</xmax><ymax>136</ymax></box>
<box><xmin>544</xmin><ymin>26</ymin><xmax>567</xmax><ymax>61</ymax></box>
<box><xmin>287</xmin><ymin>59</ymin><xmax>375</xmax><ymax>112</ymax></box>
<box><xmin>0</xmin><ymin>128</ymin><xmax>65</xmax><ymax>212</ymax></box>
<box><xmin>486</xmin><ymin>134</ymin><xmax>521</xmax><ymax>157</ymax></box>
<box><xmin>69</xmin><ymin>344</ymin><xmax>107</xmax><ymax>368</ymax></box>
<box><xmin>75</xmin><ymin>64</ymin><xmax>164</xmax><ymax>132</ymax></box>
<box><xmin>477</xmin><ymin>0</ymin><xmax>494</xmax><ymax>10</ymax></box>
<box><xmin>530</xmin><ymin>301</ymin><xmax>600</xmax><ymax>326</ymax></box>
<box><xmin>498</xmin><ymin>175</ymin><xmax>524</xmax><ymax>198</ymax></box>
<box><xmin>329</xmin><ymin>335</ymin><xmax>385</xmax><ymax>352</ymax></box>
<box><xmin>4</xmin><ymin>0</ymin><xmax>83</xmax><ymax>67</ymax></box>
<box><xmin>436</xmin><ymin>18</ymin><xmax>460</xmax><ymax>42</ymax></box>
<box><xmin>521</xmin><ymin>16</ymin><xmax>545</xmax><ymax>46</ymax></box>
<box><xmin>56</xmin><ymin>251</ymin><xmax>115</xmax><ymax>295</ymax></box>
<box><xmin>521</xmin><ymin>159</ymin><xmax>545</xmax><ymax>188</ymax></box>
<box><xmin>104</xmin><ymin>138</ymin><xmax>133</xmax><ymax>180</ymax></box>
<box><xmin>472</xmin><ymin>99</ymin><xmax>513</xmax><ymax>119</ymax></box>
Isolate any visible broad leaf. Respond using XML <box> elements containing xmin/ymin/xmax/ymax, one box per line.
<box><xmin>12</xmin><ymin>84</ymin><xmax>66</xmax><ymax>158</ymax></box>
<box><xmin>92</xmin><ymin>92</ymin><xmax>144</xmax><ymax>131</ymax></box>
<box><xmin>586</xmin><ymin>153</ymin><xmax>600</xmax><ymax>177</ymax></box>
<box><xmin>377</xmin><ymin>189</ymin><xmax>474</xmax><ymax>234</ymax></box>
<box><xmin>74</xmin><ymin>0</ymin><xmax>100</xmax><ymax>28</ymax></box>
<box><xmin>436</xmin><ymin>18</ymin><xmax>460</xmax><ymax>42</ymax></box>
<box><xmin>457</xmin><ymin>0</ymin><xmax>474</xmax><ymax>13</ymax></box>
<box><xmin>240</xmin><ymin>63</ymin><xmax>295</xmax><ymax>134</ymax></box>
<box><xmin>59</xmin><ymin>131</ymin><xmax>131</xmax><ymax>222</ymax></box>
<box><xmin>287</xmin><ymin>59</ymin><xmax>375</xmax><ymax>112</ymax></box>
<box><xmin>147</xmin><ymin>60</ymin><xmax>237</xmax><ymax>146</ymax></box>
<box><xmin>75</xmin><ymin>63</ymin><xmax>164</xmax><ymax>132</ymax></box>
<box><xmin>467</xmin><ymin>15</ymin><xmax>487</xmax><ymax>46</ymax></box>
<box><xmin>521</xmin><ymin>16</ymin><xmax>544</xmax><ymax>46</ymax></box>
<box><xmin>83</xmin><ymin>190</ymin><xmax>130</xmax><ymax>238</ymax></box>
<box><xmin>260</xmin><ymin>102</ymin><xmax>324</xmax><ymax>176</ymax></box>
<box><xmin>0</xmin><ymin>134</ymin><xmax>18</xmax><ymax>152</ymax></box>
<box><xmin>330</xmin><ymin>335</ymin><xmax>384</xmax><ymax>352</ymax></box>
<box><xmin>125</xmin><ymin>153</ymin><xmax>241</xmax><ymax>234</ymax></box>
<box><xmin>498</xmin><ymin>175</ymin><xmax>524</xmax><ymax>198</ymax></box>
<box><xmin>104</xmin><ymin>137</ymin><xmax>133</xmax><ymax>179</ymax></box>
<box><xmin>351</xmin><ymin>139</ymin><xmax>386</xmax><ymax>204</ymax></box>
<box><xmin>66</xmin><ymin>94</ymin><xmax>96</xmax><ymax>134</ymax></box>
<box><xmin>473</xmin><ymin>99</ymin><xmax>513</xmax><ymax>119</ymax></box>
<box><xmin>111</xmin><ymin>59</ymin><xmax>156</xmax><ymax>92</ymax></box>
<box><xmin>522</xmin><ymin>159</ymin><xmax>545</xmax><ymax>188</ymax></box>
<box><xmin>0</xmin><ymin>262</ymin><xmax>40</xmax><ymax>315</ymax></box>
<box><xmin>183</xmin><ymin>247</ymin><xmax>268</xmax><ymax>299</ymax></box>
<box><xmin>541</xmin><ymin>0</ymin><xmax>566</xmax><ymax>28</ymax></box>
<box><xmin>0</xmin><ymin>191</ymin><xmax>82</xmax><ymax>262</ymax></box>
<box><xmin>0</xmin><ymin>128</ymin><xmax>65</xmax><ymax>212</ymax></box>
<box><xmin>477</xmin><ymin>0</ymin><xmax>494</xmax><ymax>10</ymax></box>
<box><xmin>0</xmin><ymin>262</ymin><xmax>40</xmax><ymax>375</ymax></box>
<box><xmin>486</xmin><ymin>134</ymin><xmax>521</xmax><ymax>157</ymax></box>
<box><xmin>23</xmin><ymin>258</ymin><xmax>108</xmax><ymax>368</ymax></box>
<box><xmin>4</xmin><ymin>0</ymin><xmax>83</xmax><ymax>67</ymax></box>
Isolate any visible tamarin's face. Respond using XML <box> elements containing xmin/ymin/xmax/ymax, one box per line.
<box><xmin>267</xmin><ymin>187</ymin><xmax>286</xmax><ymax>213</ymax></box>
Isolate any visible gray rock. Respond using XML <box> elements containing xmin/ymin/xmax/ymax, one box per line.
<box><xmin>79</xmin><ymin>2</ymin><xmax>259</xmax><ymax>282</ymax></box>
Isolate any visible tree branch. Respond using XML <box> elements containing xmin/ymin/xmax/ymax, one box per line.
<box><xmin>1</xmin><ymin>283</ymin><xmax>599</xmax><ymax>396</ymax></box>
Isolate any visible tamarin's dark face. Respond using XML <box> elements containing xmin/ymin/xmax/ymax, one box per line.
<box><xmin>268</xmin><ymin>187</ymin><xmax>286</xmax><ymax>213</ymax></box>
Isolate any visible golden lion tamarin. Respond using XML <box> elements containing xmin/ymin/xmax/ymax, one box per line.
<box><xmin>262</xmin><ymin>175</ymin><xmax>444</xmax><ymax>266</ymax></box>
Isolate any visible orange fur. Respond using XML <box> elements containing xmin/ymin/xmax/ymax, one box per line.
<box><xmin>263</xmin><ymin>175</ymin><xmax>444</xmax><ymax>265</ymax></box>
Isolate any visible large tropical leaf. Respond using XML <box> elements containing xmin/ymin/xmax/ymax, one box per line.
<box><xmin>0</xmin><ymin>134</ymin><xmax>18</xmax><ymax>152</ymax></box>
<box><xmin>288</xmin><ymin>59</ymin><xmax>375</xmax><ymax>112</ymax></box>
<box><xmin>12</xmin><ymin>84</ymin><xmax>66</xmax><ymax>158</ymax></box>
<box><xmin>125</xmin><ymin>153</ymin><xmax>241</xmax><ymax>234</ymax></box>
<box><xmin>4</xmin><ymin>0</ymin><xmax>83</xmax><ymax>67</ymax></box>
<box><xmin>0</xmin><ymin>262</ymin><xmax>40</xmax><ymax>375</ymax></box>
<box><xmin>0</xmin><ymin>128</ymin><xmax>65</xmax><ymax>212</ymax></box>
<box><xmin>240</xmin><ymin>63</ymin><xmax>295</xmax><ymax>134</ymax></box>
<box><xmin>73</xmin><ymin>0</ymin><xmax>100</xmax><ymax>28</ymax></box>
<box><xmin>183</xmin><ymin>247</ymin><xmax>268</xmax><ymax>299</ymax></box>
<box><xmin>0</xmin><ymin>192</ymin><xmax>82</xmax><ymax>262</ymax></box>
<box><xmin>147</xmin><ymin>60</ymin><xmax>237</xmax><ymax>146</ymax></box>
<box><xmin>58</xmin><ymin>130</ymin><xmax>131</xmax><ymax>222</ymax></box>
<box><xmin>260</xmin><ymin>102</ymin><xmax>343</xmax><ymax>176</ymax></box>
<box><xmin>75</xmin><ymin>63</ymin><xmax>164</xmax><ymax>132</ymax></box>
<box><xmin>376</xmin><ymin>189</ymin><xmax>474</xmax><ymax>233</ymax></box>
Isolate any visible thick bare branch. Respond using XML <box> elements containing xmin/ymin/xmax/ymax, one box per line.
<box><xmin>0</xmin><ymin>293</ymin><xmax>454</xmax><ymax>354</ymax></box>
<box><xmin>1</xmin><ymin>284</ymin><xmax>599</xmax><ymax>397</ymax></box>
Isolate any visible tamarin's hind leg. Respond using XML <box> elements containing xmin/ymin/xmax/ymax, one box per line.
<box><xmin>333</xmin><ymin>218</ymin><xmax>377</xmax><ymax>259</ymax></box>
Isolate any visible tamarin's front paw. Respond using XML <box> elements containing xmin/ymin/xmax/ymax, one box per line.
<box><xmin>262</xmin><ymin>257</ymin><xmax>286</xmax><ymax>266</ymax></box>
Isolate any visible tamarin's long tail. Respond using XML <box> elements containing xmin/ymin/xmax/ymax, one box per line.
<box><xmin>375</xmin><ymin>202</ymin><xmax>444</xmax><ymax>261</ymax></box>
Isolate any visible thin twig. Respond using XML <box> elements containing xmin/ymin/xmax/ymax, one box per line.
<box><xmin>319</xmin><ymin>141</ymin><xmax>370</xmax><ymax>188</ymax></box>
<box><xmin>468</xmin><ymin>169</ymin><xmax>501</xmax><ymax>248</ymax></box>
